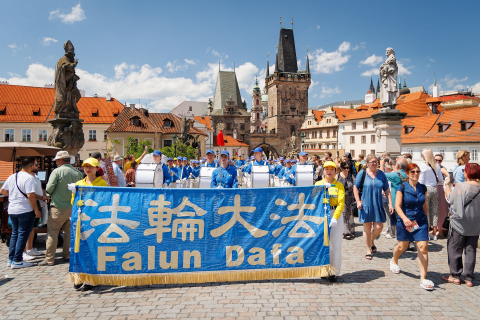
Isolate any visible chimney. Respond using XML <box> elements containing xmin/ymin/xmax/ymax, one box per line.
<box><xmin>129</xmin><ymin>104</ymin><xmax>136</xmax><ymax>108</ymax></box>
<box><xmin>79</xmin><ymin>89</ymin><xmax>86</xmax><ymax>97</ymax></box>
<box><xmin>44</xmin><ymin>84</ymin><xmax>54</xmax><ymax>88</ymax></box>
<box><xmin>140</xmin><ymin>108</ymin><xmax>149</xmax><ymax>117</ymax></box>
<box><xmin>94</xmin><ymin>93</ymin><xmax>99</xmax><ymax>98</ymax></box>
<box><xmin>0</xmin><ymin>81</ymin><xmax>9</xmax><ymax>85</ymax></box>
<box><xmin>106</xmin><ymin>93</ymin><xmax>112</xmax><ymax>101</ymax></box>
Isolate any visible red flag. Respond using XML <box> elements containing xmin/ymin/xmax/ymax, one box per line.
<box><xmin>217</xmin><ymin>130</ymin><xmax>225</xmax><ymax>146</ymax></box>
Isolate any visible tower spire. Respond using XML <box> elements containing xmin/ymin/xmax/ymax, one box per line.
<box><xmin>266</xmin><ymin>53</ymin><xmax>270</xmax><ymax>78</ymax></box>
<box><xmin>376</xmin><ymin>79</ymin><xmax>380</xmax><ymax>94</ymax></box>
<box><xmin>398</xmin><ymin>77</ymin><xmax>401</xmax><ymax>90</ymax></box>
<box><xmin>434</xmin><ymin>72</ymin><xmax>436</xmax><ymax>86</ymax></box>
<box><xmin>403</xmin><ymin>77</ymin><xmax>407</xmax><ymax>88</ymax></box>
<box><xmin>369</xmin><ymin>77</ymin><xmax>375</xmax><ymax>94</ymax></box>
<box><xmin>306</xmin><ymin>47</ymin><xmax>310</xmax><ymax>74</ymax></box>
<box><xmin>280</xmin><ymin>16</ymin><xmax>282</xmax><ymax>28</ymax></box>
<box><xmin>291</xmin><ymin>17</ymin><xmax>293</xmax><ymax>29</ymax></box>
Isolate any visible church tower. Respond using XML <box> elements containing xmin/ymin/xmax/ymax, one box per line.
<box><xmin>265</xmin><ymin>26</ymin><xmax>311</xmax><ymax>146</ymax></box>
<box><xmin>250</xmin><ymin>77</ymin><xmax>262</xmax><ymax>133</ymax></box>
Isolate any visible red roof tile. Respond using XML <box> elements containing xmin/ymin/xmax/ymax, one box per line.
<box><xmin>213</xmin><ymin>134</ymin><xmax>249</xmax><ymax>147</ymax></box>
<box><xmin>0</xmin><ymin>161</ymin><xmax>13</xmax><ymax>182</ymax></box>
<box><xmin>441</xmin><ymin>94</ymin><xmax>480</xmax><ymax>101</ymax></box>
<box><xmin>312</xmin><ymin>110</ymin><xmax>324</xmax><ymax>122</ymax></box>
<box><xmin>332</xmin><ymin>107</ymin><xmax>355</xmax><ymax>123</ymax></box>
<box><xmin>194</xmin><ymin>116</ymin><xmax>212</xmax><ymax>130</ymax></box>
<box><xmin>0</xmin><ymin>84</ymin><xmax>124</xmax><ymax>124</ymax></box>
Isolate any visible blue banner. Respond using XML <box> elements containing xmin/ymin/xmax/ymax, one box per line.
<box><xmin>69</xmin><ymin>186</ymin><xmax>333</xmax><ymax>286</ymax></box>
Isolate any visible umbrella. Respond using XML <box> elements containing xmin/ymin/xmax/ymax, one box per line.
<box><xmin>0</xmin><ymin>142</ymin><xmax>61</xmax><ymax>171</ymax></box>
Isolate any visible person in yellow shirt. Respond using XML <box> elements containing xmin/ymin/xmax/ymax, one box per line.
<box><xmin>71</xmin><ymin>158</ymin><xmax>108</xmax><ymax>206</ymax></box>
<box><xmin>124</xmin><ymin>146</ymin><xmax>148</xmax><ymax>171</ymax></box>
<box><xmin>315</xmin><ymin>160</ymin><xmax>345</xmax><ymax>282</ymax></box>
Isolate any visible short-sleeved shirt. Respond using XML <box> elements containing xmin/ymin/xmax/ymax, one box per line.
<box><xmin>1</xmin><ymin>172</ymin><xmax>36</xmax><ymax>215</ymax></box>
<box><xmin>354</xmin><ymin>169</ymin><xmax>390</xmax><ymax>223</ymax></box>
<box><xmin>397</xmin><ymin>182</ymin><xmax>427</xmax><ymax>222</ymax></box>
<box><xmin>385</xmin><ymin>171</ymin><xmax>402</xmax><ymax>207</ymax></box>
<box><xmin>452</xmin><ymin>165</ymin><xmax>466</xmax><ymax>184</ymax></box>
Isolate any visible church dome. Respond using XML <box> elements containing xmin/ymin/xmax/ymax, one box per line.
<box><xmin>253</xmin><ymin>77</ymin><xmax>261</xmax><ymax>94</ymax></box>
<box><xmin>399</xmin><ymin>78</ymin><xmax>410</xmax><ymax>95</ymax></box>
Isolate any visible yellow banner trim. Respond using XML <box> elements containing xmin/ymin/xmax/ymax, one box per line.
<box><xmin>68</xmin><ymin>265</ymin><xmax>337</xmax><ymax>287</ymax></box>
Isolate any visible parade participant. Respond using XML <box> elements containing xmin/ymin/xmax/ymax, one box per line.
<box><xmin>353</xmin><ymin>154</ymin><xmax>393</xmax><ymax>260</ymax></box>
<box><xmin>278</xmin><ymin>159</ymin><xmax>295</xmax><ymax>185</ymax></box>
<box><xmin>1</xmin><ymin>157</ymin><xmax>41</xmax><ymax>269</ymax></box>
<box><xmin>112</xmin><ymin>155</ymin><xmax>126</xmax><ymax>187</ymax></box>
<box><xmin>391</xmin><ymin>163</ymin><xmax>434</xmax><ymax>291</ymax></box>
<box><xmin>191</xmin><ymin>161</ymin><xmax>200</xmax><ymax>178</ymax></box>
<box><xmin>275</xmin><ymin>157</ymin><xmax>285</xmax><ymax>176</ymax></box>
<box><xmin>235</xmin><ymin>157</ymin><xmax>244</xmax><ymax>168</ymax></box>
<box><xmin>176</xmin><ymin>157</ymin><xmax>183</xmax><ymax>169</ymax></box>
<box><xmin>244</xmin><ymin>147</ymin><xmax>268</xmax><ymax>174</ymax></box>
<box><xmin>211</xmin><ymin>151</ymin><xmax>238</xmax><ymax>188</ymax></box>
<box><xmin>70</xmin><ymin>157</ymin><xmax>108</xmax><ymax>291</ymax></box>
<box><xmin>41</xmin><ymin>151</ymin><xmax>83</xmax><ymax>266</ymax></box>
<box><xmin>180</xmin><ymin>157</ymin><xmax>191</xmax><ymax>179</ymax></box>
<box><xmin>152</xmin><ymin>150</ymin><xmax>173</xmax><ymax>186</ymax></box>
<box><xmin>167</xmin><ymin>158</ymin><xmax>180</xmax><ymax>181</ymax></box>
<box><xmin>203</xmin><ymin>150</ymin><xmax>218</xmax><ymax>167</ymax></box>
<box><xmin>124</xmin><ymin>146</ymin><xmax>148</xmax><ymax>171</ymax></box>
<box><xmin>315</xmin><ymin>161</ymin><xmax>345</xmax><ymax>282</ymax></box>
<box><xmin>290</xmin><ymin>151</ymin><xmax>312</xmax><ymax>184</ymax></box>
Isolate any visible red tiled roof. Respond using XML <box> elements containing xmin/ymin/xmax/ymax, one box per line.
<box><xmin>0</xmin><ymin>84</ymin><xmax>124</xmax><ymax>124</ymax></box>
<box><xmin>0</xmin><ymin>161</ymin><xmax>13</xmax><ymax>182</ymax></box>
<box><xmin>441</xmin><ymin>94</ymin><xmax>480</xmax><ymax>101</ymax></box>
<box><xmin>312</xmin><ymin>110</ymin><xmax>324</xmax><ymax>122</ymax></box>
<box><xmin>332</xmin><ymin>107</ymin><xmax>355</xmax><ymax>123</ymax></box>
<box><xmin>194</xmin><ymin>116</ymin><xmax>212</xmax><ymax>130</ymax></box>
<box><xmin>107</xmin><ymin>106</ymin><xmax>206</xmax><ymax>136</ymax></box>
<box><xmin>402</xmin><ymin>106</ymin><xmax>480</xmax><ymax>144</ymax></box>
<box><xmin>213</xmin><ymin>134</ymin><xmax>248</xmax><ymax>147</ymax></box>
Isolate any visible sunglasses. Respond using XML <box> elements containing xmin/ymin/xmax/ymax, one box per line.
<box><xmin>435</xmin><ymin>159</ymin><xmax>442</xmax><ymax>163</ymax></box>
<box><xmin>368</xmin><ymin>161</ymin><xmax>378</xmax><ymax>164</ymax></box>
<box><xmin>409</xmin><ymin>170</ymin><xmax>421</xmax><ymax>174</ymax></box>
<box><xmin>342</xmin><ymin>167</ymin><xmax>349</xmax><ymax>170</ymax></box>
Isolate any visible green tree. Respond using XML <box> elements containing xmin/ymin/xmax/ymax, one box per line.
<box><xmin>160</xmin><ymin>141</ymin><xmax>196</xmax><ymax>159</ymax></box>
<box><xmin>350</xmin><ymin>103</ymin><xmax>354</xmax><ymax>109</ymax></box>
<box><xmin>125</xmin><ymin>136</ymin><xmax>153</xmax><ymax>158</ymax></box>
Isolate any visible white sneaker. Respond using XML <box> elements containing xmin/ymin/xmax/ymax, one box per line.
<box><xmin>27</xmin><ymin>248</ymin><xmax>44</xmax><ymax>256</ymax></box>
<box><xmin>23</xmin><ymin>253</ymin><xmax>35</xmax><ymax>261</ymax></box>
<box><xmin>384</xmin><ymin>234</ymin><xmax>393</xmax><ymax>239</ymax></box>
<box><xmin>11</xmin><ymin>261</ymin><xmax>34</xmax><ymax>269</ymax></box>
<box><xmin>381</xmin><ymin>230</ymin><xmax>388</xmax><ymax>235</ymax></box>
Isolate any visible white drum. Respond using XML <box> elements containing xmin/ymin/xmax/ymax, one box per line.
<box><xmin>295</xmin><ymin>164</ymin><xmax>314</xmax><ymax>186</ymax></box>
<box><xmin>135</xmin><ymin>163</ymin><xmax>164</xmax><ymax>188</ymax></box>
<box><xmin>199</xmin><ymin>167</ymin><xmax>216</xmax><ymax>188</ymax></box>
<box><xmin>251</xmin><ymin>165</ymin><xmax>270</xmax><ymax>188</ymax></box>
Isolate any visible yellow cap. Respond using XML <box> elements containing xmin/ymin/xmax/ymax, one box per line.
<box><xmin>323</xmin><ymin>160</ymin><xmax>336</xmax><ymax>168</ymax></box>
<box><xmin>82</xmin><ymin>158</ymin><xmax>100</xmax><ymax>167</ymax></box>
<box><xmin>173</xmin><ymin>157</ymin><xmax>177</xmax><ymax>160</ymax></box>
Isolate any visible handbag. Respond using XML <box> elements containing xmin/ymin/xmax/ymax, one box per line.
<box><xmin>16</xmin><ymin>173</ymin><xmax>42</xmax><ymax>226</ymax></box>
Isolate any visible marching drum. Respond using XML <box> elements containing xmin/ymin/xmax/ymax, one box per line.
<box><xmin>135</xmin><ymin>163</ymin><xmax>164</xmax><ymax>188</ymax></box>
<box><xmin>251</xmin><ymin>165</ymin><xmax>270</xmax><ymax>188</ymax></box>
<box><xmin>199</xmin><ymin>167</ymin><xmax>216</xmax><ymax>188</ymax></box>
<box><xmin>295</xmin><ymin>164</ymin><xmax>314</xmax><ymax>186</ymax></box>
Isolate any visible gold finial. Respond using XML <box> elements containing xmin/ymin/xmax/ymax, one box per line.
<box><xmin>280</xmin><ymin>16</ymin><xmax>282</xmax><ymax>27</ymax></box>
<box><xmin>291</xmin><ymin>17</ymin><xmax>293</xmax><ymax>29</ymax></box>
<box><xmin>307</xmin><ymin>45</ymin><xmax>309</xmax><ymax>52</ymax></box>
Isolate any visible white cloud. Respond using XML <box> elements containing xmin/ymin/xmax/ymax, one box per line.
<box><xmin>309</xmin><ymin>42</ymin><xmax>351</xmax><ymax>74</ymax></box>
<box><xmin>42</xmin><ymin>37</ymin><xmax>58</xmax><ymax>46</ymax></box>
<box><xmin>211</xmin><ymin>49</ymin><xmax>220</xmax><ymax>57</ymax></box>
<box><xmin>184</xmin><ymin>59</ymin><xmax>196</xmax><ymax>65</ymax></box>
<box><xmin>397</xmin><ymin>62</ymin><xmax>412</xmax><ymax>76</ymax></box>
<box><xmin>441</xmin><ymin>74</ymin><xmax>468</xmax><ymax>88</ymax></box>
<box><xmin>360</xmin><ymin>54</ymin><xmax>383</xmax><ymax>67</ymax></box>
<box><xmin>165</xmin><ymin>61</ymin><xmax>189</xmax><ymax>73</ymax></box>
<box><xmin>361</xmin><ymin>68</ymin><xmax>378</xmax><ymax>77</ymax></box>
<box><xmin>316</xmin><ymin>25</ymin><xmax>320</xmax><ymax>30</ymax></box>
<box><xmin>470</xmin><ymin>82</ymin><xmax>480</xmax><ymax>95</ymax></box>
<box><xmin>114</xmin><ymin>62</ymin><xmax>137</xmax><ymax>78</ymax></box>
<box><xmin>7</xmin><ymin>43</ymin><xmax>17</xmax><ymax>49</ymax></box>
<box><xmin>430</xmin><ymin>58</ymin><xmax>435</xmax><ymax>63</ymax></box>
<box><xmin>49</xmin><ymin>3</ymin><xmax>86</xmax><ymax>24</ymax></box>
<box><xmin>297</xmin><ymin>59</ymin><xmax>302</xmax><ymax>69</ymax></box>
<box><xmin>352</xmin><ymin>42</ymin><xmax>366</xmax><ymax>51</ymax></box>
<box><xmin>319</xmin><ymin>86</ymin><xmax>341</xmax><ymax>99</ymax></box>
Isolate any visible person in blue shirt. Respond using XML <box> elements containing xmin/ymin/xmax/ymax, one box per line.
<box><xmin>278</xmin><ymin>159</ymin><xmax>295</xmax><ymax>185</ymax></box>
<box><xmin>166</xmin><ymin>158</ymin><xmax>180</xmax><ymax>181</ymax></box>
<box><xmin>451</xmin><ymin>150</ymin><xmax>470</xmax><ymax>184</ymax></box>
<box><xmin>275</xmin><ymin>157</ymin><xmax>285</xmax><ymax>176</ymax></box>
<box><xmin>181</xmin><ymin>157</ymin><xmax>192</xmax><ymax>178</ymax></box>
<box><xmin>152</xmin><ymin>150</ymin><xmax>172</xmax><ymax>186</ymax></box>
<box><xmin>191</xmin><ymin>161</ymin><xmax>200</xmax><ymax>178</ymax></box>
<box><xmin>211</xmin><ymin>151</ymin><xmax>238</xmax><ymax>188</ymax></box>
<box><xmin>235</xmin><ymin>158</ymin><xmax>244</xmax><ymax>168</ymax></box>
<box><xmin>245</xmin><ymin>147</ymin><xmax>272</xmax><ymax>174</ymax></box>
<box><xmin>289</xmin><ymin>151</ymin><xmax>313</xmax><ymax>185</ymax></box>
<box><xmin>203</xmin><ymin>150</ymin><xmax>218</xmax><ymax>168</ymax></box>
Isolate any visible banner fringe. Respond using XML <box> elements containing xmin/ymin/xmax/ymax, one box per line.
<box><xmin>67</xmin><ymin>265</ymin><xmax>337</xmax><ymax>287</ymax></box>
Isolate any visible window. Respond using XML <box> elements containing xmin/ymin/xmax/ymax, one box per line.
<box><xmin>163</xmin><ymin>139</ymin><xmax>172</xmax><ymax>147</ymax></box>
<box><xmin>104</xmin><ymin>131</ymin><xmax>108</xmax><ymax>141</ymax></box>
<box><xmin>164</xmin><ymin>119</ymin><xmax>171</xmax><ymax>128</ymax></box>
<box><xmin>319</xmin><ymin>130</ymin><xmax>323</xmax><ymax>138</ymax></box>
<box><xmin>5</xmin><ymin>129</ymin><xmax>14</xmax><ymax>142</ymax></box>
<box><xmin>371</xmin><ymin>135</ymin><xmax>375</xmax><ymax>143</ymax></box>
<box><xmin>257</xmin><ymin>113</ymin><xmax>260</xmax><ymax>119</ymax></box>
<box><xmin>361</xmin><ymin>136</ymin><xmax>366</xmax><ymax>144</ymax></box>
<box><xmin>452</xmin><ymin>149</ymin><xmax>459</xmax><ymax>160</ymax></box>
<box><xmin>326</xmin><ymin>129</ymin><xmax>330</xmax><ymax>138</ymax></box>
<box><xmin>38</xmin><ymin>130</ymin><xmax>47</xmax><ymax>142</ymax></box>
<box><xmin>130</xmin><ymin>117</ymin><xmax>141</xmax><ymax>127</ymax></box>
<box><xmin>352</xmin><ymin>122</ymin><xmax>356</xmax><ymax>130</ymax></box>
<box><xmin>22</xmin><ymin>129</ymin><xmax>31</xmax><ymax>142</ymax></box>
<box><xmin>89</xmin><ymin>130</ymin><xmax>97</xmax><ymax>141</ymax></box>
<box><xmin>350</xmin><ymin>136</ymin><xmax>355</xmax><ymax>143</ymax></box>
<box><xmin>314</xmin><ymin>131</ymin><xmax>317</xmax><ymax>138</ymax></box>
<box><xmin>226</xmin><ymin>123</ymin><xmax>231</xmax><ymax>130</ymax></box>
<box><xmin>371</xmin><ymin>150</ymin><xmax>376</xmax><ymax>155</ymax></box>
<box><xmin>333</xmin><ymin>130</ymin><xmax>337</xmax><ymax>138</ymax></box>
<box><xmin>471</xmin><ymin>149</ymin><xmax>478</xmax><ymax>161</ymax></box>
<box><xmin>256</xmin><ymin>99</ymin><xmax>259</xmax><ymax>105</ymax></box>
<box><xmin>363</xmin><ymin>121</ymin><xmax>368</xmax><ymax>129</ymax></box>
<box><xmin>327</xmin><ymin>118</ymin><xmax>331</xmax><ymax>124</ymax></box>
<box><xmin>189</xmin><ymin>106</ymin><xmax>192</xmax><ymax>111</ymax></box>
<box><xmin>308</xmin><ymin>121</ymin><xmax>311</xmax><ymax>125</ymax></box>
<box><xmin>408</xmin><ymin>148</ymin><xmax>414</xmax><ymax>155</ymax></box>
<box><xmin>240</xmin><ymin>124</ymin><xmax>245</xmax><ymax>131</ymax></box>
<box><xmin>361</xmin><ymin>149</ymin><xmax>366</xmax><ymax>155</ymax></box>
<box><xmin>290</xmin><ymin>125</ymin><xmax>295</xmax><ymax>135</ymax></box>
<box><xmin>350</xmin><ymin>150</ymin><xmax>355</xmax><ymax>158</ymax></box>
<box><xmin>438</xmin><ymin>149</ymin><xmax>445</xmax><ymax>159</ymax></box>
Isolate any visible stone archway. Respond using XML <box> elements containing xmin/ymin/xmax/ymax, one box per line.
<box><xmin>252</xmin><ymin>143</ymin><xmax>279</xmax><ymax>159</ymax></box>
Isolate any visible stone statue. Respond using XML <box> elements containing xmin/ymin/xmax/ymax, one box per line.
<box><xmin>53</xmin><ymin>40</ymin><xmax>81</xmax><ymax>119</ymax></box>
<box><xmin>379</xmin><ymin>47</ymin><xmax>398</xmax><ymax>109</ymax></box>
<box><xmin>48</xmin><ymin>40</ymin><xmax>84</xmax><ymax>157</ymax></box>
<box><xmin>290</xmin><ymin>132</ymin><xmax>296</xmax><ymax>149</ymax></box>
<box><xmin>180</xmin><ymin>117</ymin><xmax>190</xmax><ymax>143</ymax></box>
<box><xmin>376</xmin><ymin>126</ymin><xmax>382</xmax><ymax>142</ymax></box>
<box><xmin>195</xmin><ymin>146</ymin><xmax>201</xmax><ymax>160</ymax></box>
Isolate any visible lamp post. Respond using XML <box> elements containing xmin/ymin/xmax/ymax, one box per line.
<box><xmin>300</xmin><ymin>132</ymin><xmax>305</xmax><ymax>151</ymax></box>
<box><xmin>173</xmin><ymin>133</ymin><xmax>178</xmax><ymax>157</ymax></box>
<box><xmin>216</xmin><ymin>149</ymin><xmax>219</xmax><ymax>158</ymax></box>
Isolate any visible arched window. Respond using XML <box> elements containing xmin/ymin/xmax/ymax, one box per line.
<box><xmin>257</xmin><ymin>113</ymin><xmax>260</xmax><ymax>119</ymax></box>
<box><xmin>256</xmin><ymin>99</ymin><xmax>259</xmax><ymax>105</ymax></box>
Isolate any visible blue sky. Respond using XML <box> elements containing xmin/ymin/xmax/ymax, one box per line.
<box><xmin>1</xmin><ymin>1</ymin><xmax>479</xmax><ymax>112</ymax></box>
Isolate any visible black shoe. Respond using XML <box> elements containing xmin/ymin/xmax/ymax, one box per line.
<box><xmin>74</xmin><ymin>283</ymin><xmax>84</xmax><ymax>291</ymax></box>
<box><xmin>407</xmin><ymin>242</ymin><xmax>416</xmax><ymax>251</ymax></box>
<box><xmin>82</xmin><ymin>284</ymin><xmax>94</xmax><ymax>291</ymax></box>
<box><xmin>328</xmin><ymin>275</ymin><xmax>337</xmax><ymax>282</ymax></box>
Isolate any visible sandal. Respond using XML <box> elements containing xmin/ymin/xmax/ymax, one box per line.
<box><xmin>371</xmin><ymin>245</ymin><xmax>377</xmax><ymax>253</ymax></box>
<box><xmin>365</xmin><ymin>254</ymin><xmax>373</xmax><ymax>260</ymax></box>
<box><xmin>441</xmin><ymin>275</ymin><xmax>460</xmax><ymax>285</ymax></box>
<box><xmin>464</xmin><ymin>279</ymin><xmax>473</xmax><ymax>287</ymax></box>
<box><xmin>390</xmin><ymin>260</ymin><xmax>400</xmax><ymax>274</ymax></box>
<box><xmin>420</xmin><ymin>279</ymin><xmax>435</xmax><ymax>291</ymax></box>
<box><xmin>345</xmin><ymin>235</ymin><xmax>352</xmax><ymax>240</ymax></box>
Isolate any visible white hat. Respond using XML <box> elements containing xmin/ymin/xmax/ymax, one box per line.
<box><xmin>113</xmin><ymin>155</ymin><xmax>122</xmax><ymax>161</ymax></box>
<box><xmin>53</xmin><ymin>150</ymin><xmax>72</xmax><ymax>161</ymax></box>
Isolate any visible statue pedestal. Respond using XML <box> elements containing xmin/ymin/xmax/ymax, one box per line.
<box><xmin>47</xmin><ymin>118</ymin><xmax>85</xmax><ymax>157</ymax></box>
<box><xmin>372</xmin><ymin>107</ymin><xmax>407</xmax><ymax>158</ymax></box>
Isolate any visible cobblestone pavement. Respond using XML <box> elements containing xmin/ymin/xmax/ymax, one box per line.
<box><xmin>1</xmin><ymin>219</ymin><xmax>479</xmax><ymax>320</ymax></box>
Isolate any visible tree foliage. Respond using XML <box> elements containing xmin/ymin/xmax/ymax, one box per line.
<box><xmin>125</xmin><ymin>136</ymin><xmax>154</xmax><ymax>158</ymax></box>
<box><xmin>160</xmin><ymin>141</ymin><xmax>196</xmax><ymax>159</ymax></box>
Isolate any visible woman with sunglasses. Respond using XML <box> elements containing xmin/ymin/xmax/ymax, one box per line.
<box><xmin>354</xmin><ymin>154</ymin><xmax>393</xmax><ymax>260</ymax></box>
<box><xmin>337</xmin><ymin>162</ymin><xmax>355</xmax><ymax>239</ymax></box>
<box><xmin>391</xmin><ymin>163</ymin><xmax>434</xmax><ymax>291</ymax></box>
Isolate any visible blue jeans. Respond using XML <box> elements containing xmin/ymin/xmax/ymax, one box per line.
<box><xmin>8</xmin><ymin>211</ymin><xmax>35</xmax><ymax>263</ymax></box>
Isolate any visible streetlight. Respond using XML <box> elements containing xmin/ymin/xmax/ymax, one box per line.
<box><xmin>216</xmin><ymin>150</ymin><xmax>219</xmax><ymax>158</ymax></box>
<box><xmin>300</xmin><ymin>132</ymin><xmax>305</xmax><ymax>151</ymax></box>
<box><xmin>173</xmin><ymin>133</ymin><xmax>178</xmax><ymax>157</ymax></box>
